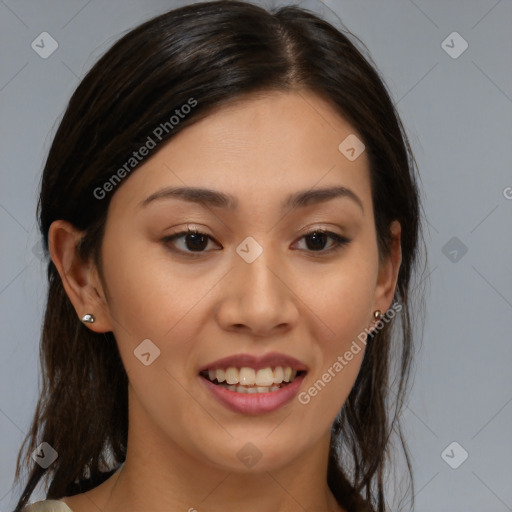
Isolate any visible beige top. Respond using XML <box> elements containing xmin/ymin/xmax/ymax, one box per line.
<box><xmin>22</xmin><ymin>500</ymin><xmax>73</xmax><ymax>512</ymax></box>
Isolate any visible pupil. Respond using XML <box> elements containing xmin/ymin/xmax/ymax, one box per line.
<box><xmin>307</xmin><ymin>232</ymin><xmax>327</xmax><ymax>251</ymax></box>
<box><xmin>186</xmin><ymin>233</ymin><xmax>208</xmax><ymax>251</ymax></box>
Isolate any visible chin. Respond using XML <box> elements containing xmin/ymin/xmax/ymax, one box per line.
<box><xmin>197</xmin><ymin>435</ymin><xmax>307</xmax><ymax>474</ymax></box>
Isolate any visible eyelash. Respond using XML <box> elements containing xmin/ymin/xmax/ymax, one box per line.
<box><xmin>162</xmin><ymin>226</ymin><xmax>351</xmax><ymax>257</ymax></box>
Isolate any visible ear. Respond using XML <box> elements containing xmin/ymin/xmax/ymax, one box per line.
<box><xmin>48</xmin><ymin>220</ymin><xmax>114</xmax><ymax>333</ymax></box>
<box><xmin>372</xmin><ymin>220</ymin><xmax>402</xmax><ymax>314</ymax></box>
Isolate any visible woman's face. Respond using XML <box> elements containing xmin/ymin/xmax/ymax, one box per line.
<box><xmin>86</xmin><ymin>90</ymin><xmax>400</xmax><ymax>472</ymax></box>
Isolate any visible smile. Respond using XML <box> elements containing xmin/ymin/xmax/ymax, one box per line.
<box><xmin>199</xmin><ymin>366</ymin><xmax>304</xmax><ymax>393</ymax></box>
<box><xmin>198</xmin><ymin>352</ymin><xmax>308</xmax><ymax>414</ymax></box>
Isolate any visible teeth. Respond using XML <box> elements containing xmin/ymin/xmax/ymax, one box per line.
<box><xmin>273</xmin><ymin>366</ymin><xmax>284</xmax><ymax>383</ymax></box>
<box><xmin>215</xmin><ymin>383</ymin><xmax>278</xmax><ymax>393</ymax></box>
<box><xmin>256</xmin><ymin>367</ymin><xmax>274</xmax><ymax>386</ymax></box>
<box><xmin>205</xmin><ymin>366</ymin><xmax>301</xmax><ymax>387</ymax></box>
<box><xmin>239</xmin><ymin>367</ymin><xmax>256</xmax><ymax>386</ymax></box>
<box><xmin>225</xmin><ymin>367</ymin><xmax>238</xmax><ymax>385</ymax></box>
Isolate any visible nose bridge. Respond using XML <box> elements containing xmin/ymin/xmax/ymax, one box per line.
<box><xmin>219</xmin><ymin>233</ymin><xmax>297</xmax><ymax>333</ymax></box>
<box><xmin>234</xmin><ymin>234</ymin><xmax>284</xmax><ymax>306</ymax></box>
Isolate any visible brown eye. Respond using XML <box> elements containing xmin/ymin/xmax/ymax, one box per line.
<box><xmin>163</xmin><ymin>228</ymin><xmax>220</xmax><ymax>254</ymax></box>
<box><xmin>296</xmin><ymin>230</ymin><xmax>351</xmax><ymax>253</ymax></box>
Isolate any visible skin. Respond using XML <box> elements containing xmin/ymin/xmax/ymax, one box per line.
<box><xmin>49</xmin><ymin>90</ymin><xmax>401</xmax><ymax>512</ymax></box>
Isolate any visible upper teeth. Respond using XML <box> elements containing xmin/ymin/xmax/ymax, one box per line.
<box><xmin>207</xmin><ymin>366</ymin><xmax>298</xmax><ymax>386</ymax></box>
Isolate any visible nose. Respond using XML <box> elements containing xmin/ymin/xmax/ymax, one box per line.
<box><xmin>215</xmin><ymin>244</ymin><xmax>300</xmax><ymax>337</ymax></box>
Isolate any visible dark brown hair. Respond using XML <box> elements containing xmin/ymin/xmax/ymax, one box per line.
<box><xmin>11</xmin><ymin>2</ymin><xmax>424</xmax><ymax>511</ymax></box>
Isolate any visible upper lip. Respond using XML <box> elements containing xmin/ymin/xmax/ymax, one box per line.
<box><xmin>199</xmin><ymin>352</ymin><xmax>308</xmax><ymax>372</ymax></box>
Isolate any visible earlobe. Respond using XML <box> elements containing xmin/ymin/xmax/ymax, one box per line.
<box><xmin>373</xmin><ymin>220</ymin><xmax>402</xmax><ymax>315</ymax></box>
<box><xmin>48</xmin><ymin>220</ymin><xmax>112</xmax><ymax>333</ymax></box>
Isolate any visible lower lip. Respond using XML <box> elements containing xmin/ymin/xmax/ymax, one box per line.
<box><xmin>199</xmin><ymin>373</ymin><xmax>306</xmax><ymax>415</ymax></box>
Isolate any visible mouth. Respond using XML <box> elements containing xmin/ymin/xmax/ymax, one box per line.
<box><xmin>199</xmin><ymin>366</ymin><xmax>307</xmax><ymax>393</ymax></box>
<box><xmin>198</xmin><ymin>352</ymin><xmax>308</xmax><ymax>414</ymax></box>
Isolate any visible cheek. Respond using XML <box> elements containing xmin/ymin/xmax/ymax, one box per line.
<box><xmin>101</xmin><ymin>235</ymin><xmax>206</xmax><ymax>339</ymax></box>
<box><xmin>293</xmin><ymin>298</ymin><xmax>370</xmax><ymax>434</ymax></box>
<box><xmin>292</xmin><ymin>247</ymin><xmax>378</xmax><ymax>420</ymax></box>
<box><xmin>295</xmin><ymin>242</ymin><xmax>378</xmax><ymax>344</ymax></box>
<box><xmin>99</xmin><ymin>235</ymin><xmax>216</xmax><ymax>406</ymax></box>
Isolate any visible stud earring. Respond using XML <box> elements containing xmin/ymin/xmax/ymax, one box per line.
<box><xmin>81</xmin><ymin>313</ymin><xmax>95</xmax><ymax>324</ymax></box>
<box><xmin>373</xmin><ymin>309</ymin><xmax>382</xmax><ymax>320</ymax></box>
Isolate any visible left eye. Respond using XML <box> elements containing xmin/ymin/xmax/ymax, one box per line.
<box><xmin>163</xmin><ymin>228</ymin><xmax>350</xmax><ymax>255</ymax></box>
<box><xmin>295</xmin><ymin>229</ymin><xmax>350</xmax><ymax>253</ymax></box>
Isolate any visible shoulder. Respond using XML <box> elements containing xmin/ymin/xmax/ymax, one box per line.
<box><xmin>22</xmin><ymin>500</ymin><xmax>73</xmax><ymax>512</ymax></box>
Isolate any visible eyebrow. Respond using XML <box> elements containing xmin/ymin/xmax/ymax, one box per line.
<box><xmin>140</xmin><ymin>185</ymin><xmax>364</xmax><ymax>213</ymax></box>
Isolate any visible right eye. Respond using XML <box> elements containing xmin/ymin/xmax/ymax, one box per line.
<box><xmin>162</xmin><ymin>227</ymin><xmax>221</xmax><ymax>255</ymax></box>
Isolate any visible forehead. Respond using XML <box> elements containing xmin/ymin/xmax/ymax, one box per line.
<box><xmin>108</xmin><ymin>90</ymin><xmax>372</xmax><ymax>216</ymax></box>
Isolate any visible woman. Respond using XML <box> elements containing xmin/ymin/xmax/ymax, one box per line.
<box><xmin>12</xmin><ymin>1</ymin><xmax>424</xmax><ymax>511</ymax></box>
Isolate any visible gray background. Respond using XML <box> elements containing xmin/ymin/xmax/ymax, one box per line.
<box><xmin>1</xmin><ymin>0</ymin><xmax>511</xmax><ymax>511</ymax></box>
